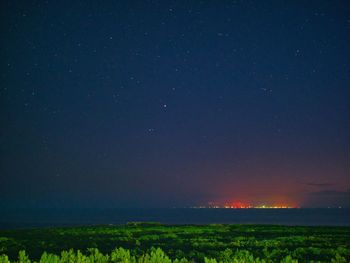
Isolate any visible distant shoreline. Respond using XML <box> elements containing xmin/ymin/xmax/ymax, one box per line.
<box><xmin>1</xmin><ymin>208</ymin><xmax>349</xmax><ymax>230</ymax></box>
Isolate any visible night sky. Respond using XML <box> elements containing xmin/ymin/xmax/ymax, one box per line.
<box><xmin>1</xmin><ymin>1</ymin><xmax>350</xmax><ymax>209</ymax></box>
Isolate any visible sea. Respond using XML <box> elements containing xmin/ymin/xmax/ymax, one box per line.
<box><xmin>0</xmin><ymin>208</ymin><xmax>349</xmax><ymax>229</ymax></box>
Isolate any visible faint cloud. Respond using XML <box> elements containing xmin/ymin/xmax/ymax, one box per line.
<box><xmin>309</xmin><ymin>189</ymin><xmax>350</xmax><ymax>196</ymax></box>
<box><xmin>306</xmin><ymin>182</ymin><xmax>332</xmax><ymax>187</ymax></box>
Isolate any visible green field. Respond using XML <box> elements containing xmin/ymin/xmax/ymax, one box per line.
<box><xmin>0</xmin><ymin>223</ymin><xmax>349</xmax><ymax>262</ymax></box>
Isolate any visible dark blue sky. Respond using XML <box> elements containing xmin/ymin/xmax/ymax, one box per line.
<box><xmin>1</xmin><ymin>0</ymin><xmax>350</xmax><ymax>208</ymax></box>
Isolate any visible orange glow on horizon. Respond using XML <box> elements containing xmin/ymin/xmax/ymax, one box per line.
<box><xmin>225</xmin><ymin>201</ymin><xmax>252</xmax><ymax>209</ymax></box>
<box><xmin>201</xmin><ymin>200</ymin><xmax>300</xmax><ymax>209</ymax></box>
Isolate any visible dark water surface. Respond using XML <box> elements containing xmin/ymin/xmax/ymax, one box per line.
<box><xmin>1</xmin><ymin>208</ymin><xmax>349</xmax><ymax>229</ymax></box>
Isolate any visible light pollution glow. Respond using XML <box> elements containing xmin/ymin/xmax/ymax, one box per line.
<box><xmin>192</xmin><ymin>201</ymin><xmax>300</xmax><ymax>209</ymax></box>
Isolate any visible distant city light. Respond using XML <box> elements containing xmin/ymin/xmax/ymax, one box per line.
<box><xmin>190</xmin><ymin>201</ymin><xmax>299</xmax><ymax>209</ymax></box>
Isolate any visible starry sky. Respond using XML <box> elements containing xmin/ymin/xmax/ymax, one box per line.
<box><xmin>1</xmin><ymin>0</ymin><xmax>350</xmax><ymax>209</ymax></box>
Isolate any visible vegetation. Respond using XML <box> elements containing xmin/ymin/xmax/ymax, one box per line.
<box><xmin>0</xmin><ymin>223</ymin><xmax>349</xmax><ymax>262</ymax></box>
